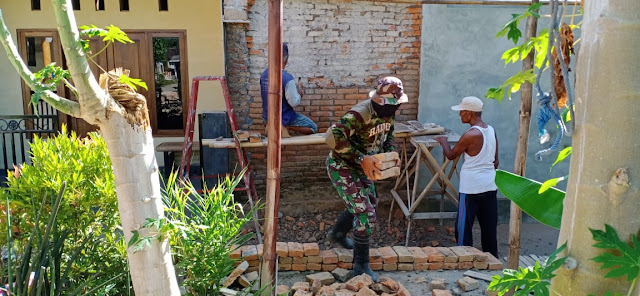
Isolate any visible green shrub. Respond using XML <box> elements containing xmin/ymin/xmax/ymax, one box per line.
<box><xmin>130</xmin><ymin>171</ymin><xmax>259</xmax><ymax>295</ymax></box>
<box><xmin>1</xmin><ymin>126</ymin><xmax>130</xmax><ymax>294</ymax></box>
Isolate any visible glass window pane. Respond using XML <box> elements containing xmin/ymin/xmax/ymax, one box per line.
<box><xmin>153</xmin><ymin>37</ymin><xmax>183</xmax><ymax>130</ymax></box>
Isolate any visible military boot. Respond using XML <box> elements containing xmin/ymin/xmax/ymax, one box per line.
<box><xmin>326</xmin><ymin>210</ymin><xmax>354</xmax><ymax>249</ymax></box>
<box><xmin>349</xmin><ymin>233</ymin><xmax>379</xmax><ymax>282</ymax></box>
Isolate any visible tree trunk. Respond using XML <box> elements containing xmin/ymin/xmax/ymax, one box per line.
<box><xmin>0</xmin><ymin>0</ymin><xmax>181</xmax><ymax>294</ymax></box>
<box><xmin>507</xmin><ymin>0</ymin><xmax>539</xmax><ymax>270</ymax></box>
<box><xmin>551</xmin><ymin>1</ymin><xmax>640</xmax><ymax>295</ymax></box>
<box><xmin>100</xmin><ymin>116</ymin><xmax>180</xmax><ymax>295</ymax></box>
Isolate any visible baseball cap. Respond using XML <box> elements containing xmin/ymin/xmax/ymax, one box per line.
<box><xmin>368</xmin><ymin>76</ymin><xmax>409</xmax><ymax>105</ymax></box>
<box><xmin>451</xmin><ymin>96</ymin><xmax>483</xmax><ymax>112</ymax></box>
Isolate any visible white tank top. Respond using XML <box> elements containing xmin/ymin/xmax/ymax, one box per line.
<box><xmin>459</xmin><ymin>125</ymin><xmax>498</xmax><ymax>194</ymax></box>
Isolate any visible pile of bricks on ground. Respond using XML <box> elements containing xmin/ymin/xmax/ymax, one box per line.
<box><xmin>230</xmin><ymin>243</ymin><xmax>503</xmax><ymax>273</ymax></box>
<box><xmin>222</xmin><ymin>265</ymin><xmax>490</xmax><ymax>296</ymax></box>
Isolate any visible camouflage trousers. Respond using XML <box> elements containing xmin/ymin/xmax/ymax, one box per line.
<box><xmin>326</xmin><ymin>156</ymin><xmax>378</xmax><ymax>236</ymax></box>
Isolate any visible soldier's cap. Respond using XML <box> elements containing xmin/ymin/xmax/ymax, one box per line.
<box><xmin>368</xmin><ymin>76</ymin><xmax>408</xmax><ymax>105</ymax></box>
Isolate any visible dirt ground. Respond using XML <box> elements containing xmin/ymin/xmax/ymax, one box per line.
<box><xmin>274</xmin><ymin>222</ymin><xmax>559</xmax><ymax>295</ymax></box>
<box><xmin>246</xmin><ymin>198</ymin><xmax>559</xmax><ymax>295</ymax></box>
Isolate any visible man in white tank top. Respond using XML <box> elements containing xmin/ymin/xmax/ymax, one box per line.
<box><xmin>434</xmin><ymin>96</ymin><xmax>499</xmax><ymax>257</ymax></box>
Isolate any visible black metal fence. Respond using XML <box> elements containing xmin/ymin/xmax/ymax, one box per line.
<box><xmin>0</xmin><ymin>114</ymin><xmax>59</xmax><ymax>186</ymax></box>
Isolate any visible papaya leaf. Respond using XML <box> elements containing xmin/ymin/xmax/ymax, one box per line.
<box><xmin>539</xmin><ymin>176</ymin><xmax>566</xmax><ymax>194</ymax></box>
<box><xmin>550</xmin><ymin>147</ymin><xmax>572</xmax><ymax>171</ymax></box>
<box><xmin>79</xmin><ymin>24</ymin><xmax>108</xmax><ymax>38</ymax></box>
<box><xmin>495</xmin><ymin>170</ymin><xmax>564</xmax><ymax>229</ymax></box>
<box><xmin>488</xmin><ymin>243</ymin><xmax>566</xmax><ymax>296</ymax></box>
<box><xmin>486</xmin><ymin>87</ymin><xmax>505</xmax><ymax>102</ymax></box>
<box><xmin>119</xmin><ymin>74</ymin><xmax>148</xmax><ymax>91</ymax></box>
<box><xmin>590</xmin><ymin>224</ymin><xmax>640</xmax><ymax>282</ymax></box>
<box><xmin>103</xmin><ymin>25</ymin><xmax>133</xmax><ymax>44</ymax></box>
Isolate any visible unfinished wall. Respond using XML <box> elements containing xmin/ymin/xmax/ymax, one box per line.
<box><xmin>225</xmin><ymin>0</ymin><xmax>422</xmax><ymax>194</ymax></box>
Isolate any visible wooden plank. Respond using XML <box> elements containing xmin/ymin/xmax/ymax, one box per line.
<box><xmin>156</xmin><ymin>141</ymin><xmax>200</xmax><ymax>152</ymax></box>
<box><xmin>412</xmin><ymin>212</ymin><xmax>457</xmax><ymax>219</ymax></box>
<box><xmin>463</xmin><ymin>270</ymin><xmax>494</xmax><ymax>282</ymax></box>
<box><xmin>390</xmin><ymin>190</ymin><xmax>410</xmax><ymax>218</ymax></box>
<box><xmin>530</xmin><ymin>254</ymin><xmax>542</xmax><ymax>263</ymax></box>
<box><xmin>520</xmin><ymin>255</ymin><xmax>536</xmax><ymax>267</ymax></box>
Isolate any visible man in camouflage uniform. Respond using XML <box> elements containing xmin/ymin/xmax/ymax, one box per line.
<box><xmin>325</xmin><ymin>76</ymin><xmax>408</xmax><ymax>282</ymax></box>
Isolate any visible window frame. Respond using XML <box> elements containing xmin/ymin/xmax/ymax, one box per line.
<box><xmin>16</xmin><ymin>29</ymin><xmax>189</xmax><ymax>137</ymax></box>
<box><xmin>143</xmin><ymin>30</ymin><xmax>189</xmax><ymax>137</ymax></box>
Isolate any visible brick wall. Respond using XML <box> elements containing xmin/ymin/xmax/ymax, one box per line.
<box><xmin>225</xmin><ymin>0</ymin><xmax>421</xmax><ymax>191</ymax></box>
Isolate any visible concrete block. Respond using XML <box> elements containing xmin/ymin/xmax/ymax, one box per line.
<box><xmin>378</xmin><ymin>246</ymin><xmax>398</xmax><ymax>264</ymax></box>
<box><xmin>392</xmin><ymin>246</ymin><xmax>414</xmax><ymax>263</ymax></box>
<box><xmin>332</xmin><ymin>267</ymin><xmax>351</xmax><ymax>282</ymax></box>
<box><xmin>422</xmin><ymin>247</ymin><xmax>444</xmax><ymax>262</ymax></box>
<box><xmin>432</xmin><ymin>289</ymin><xmax>452</xmax><ymax>296</ymax></box>
<box><xmin>334</xmin><ymin>248</ymin><xmax>354</xmax><ymax>262</ymax></box>
<box><xmin>306</xmin><ymin>271</ymin><xmax>336</xmax><ymax>286</ymax></box>
<box><xmin>457</xmin><ymin>276</ymin><xmax>479</xmax><ymax>292</ymax></box>
<box><xmin>449</xmin><ymin>246</ymin><xmax>474</xmax><ymax>262</ymax></box>
<box><xmin>321</xmin><ymin>250</ymin><xmax>339</xmax><ymax>264</ymax></box>
<box><xmin>429</xmin><ymin>278</ymin><xmax>446</xmax><ymax>290</ymax></box>
<box><xmin>242</xmin><ymin>245</ymin><xmax>259</xmax><ymax>261</ymax></box>
<box><xmin>288</xmin><ymin>242</ymin><xmax>305</xmax><ymax>257</ymax></box>
<box><xmin>436</xmin><ymin>247</ymin><xmax>458</xmax><ymax>263</ymax></box>
<box><xmin>408</xmin><ymin>246</ymin><xmax>428</xmax><ymax>263</ymax></box>
<box><xmin>303</xmin><ymin>243</ymin><xmax>320</xmax><ymax>256</ymax></box>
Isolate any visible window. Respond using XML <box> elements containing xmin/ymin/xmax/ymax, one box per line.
<box><xmin>31</xmin><ymin>0</ymin><xmax>41</xmax><ymax>11</ymax></box>
<box><xmin>95</xmin><ymin>0</ymin><xmax>105</xmax><ymax>11</ymax></box>
<box><xmin>153</xmin><ymin>37</ymin><xmax>183</xmax><ymax>130</ymax></box>
<box><xmin>159</xmin><ymin>0</ymin><xmax>168</xmax><ymax>11</ymax></box>
<box><xmin>17</xmin><ymin>30</ymin><xmax>67</xmax><ymax>132</ymax></box>
<box><xmin>120</xmin><ymin>0</ymin><xmax>130</xmax><ymax>11</ymax></box>
<box><xmin>18</xmin><ymin>30</ymin><xmax>188</xmax><ymax>136</ymax></box>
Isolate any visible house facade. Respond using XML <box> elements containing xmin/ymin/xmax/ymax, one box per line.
<box><xmin>0</xmin><ymin>0</ymin><xmax>228</xmax><ymax>169</ymax></box>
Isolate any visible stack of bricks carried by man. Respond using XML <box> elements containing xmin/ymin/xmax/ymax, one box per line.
<box><xmin>229</xmin><ymin>243</ymin><xmax>502</xmax><ymax>273</ymax></box>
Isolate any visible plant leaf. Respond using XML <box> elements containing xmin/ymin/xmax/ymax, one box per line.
<box><xmin>119</xmin><ymin>74</ymin><xmax>148</xmax><ymax>91</ymax></box>
<box><xmin>550</xmin><ymin>147</ymin><xmax>572</xmax><ymax>171</ymax></box>
<box><xmin>590</xmin><ymin>224</ymin><xmax>640</xmax><ymax>282</ymax></box>
<box><xmin>495</xmin><ymin>170</ymin><xmax>564</xmax><ymax>229</ymax></box>
<box><xmin>486</xmin><ymin>87</ymin><xmax>505</xmax><ymax>102</ymax></box>
<box><xmin>103</xmin><ymin>25</ymin><xmax>133</xmax><ymax>44</ymax></box>
<box><xmin>539</xmin><ymin>176</ymin><xmax>566</xmax><ymax>194</ymax></box>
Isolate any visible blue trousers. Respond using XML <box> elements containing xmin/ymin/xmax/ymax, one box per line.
<box><xmin>455</xmin><ymin>190</ymin><xmax>498</xmax><ymax>257</ymax></box>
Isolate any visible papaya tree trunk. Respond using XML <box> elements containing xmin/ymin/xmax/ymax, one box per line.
<box><xmin>0</xmin><ymin>0</ymin><xmax>180</xmax><ymax>294</ymax></box>
<box><xmin>551</xmin><ymin>1</ymin><xmax>640</xmax><ymax>295</ymax></box>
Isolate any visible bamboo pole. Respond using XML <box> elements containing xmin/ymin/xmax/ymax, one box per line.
<box><xmin>260</xmin><ymin>0</ymin><xmax>283</xmax><ymax>294</ymax></box>
<box><xmin>507</xmin><ymin>0</ymin><xmax>539</xmax><ymax>271</ymax></box>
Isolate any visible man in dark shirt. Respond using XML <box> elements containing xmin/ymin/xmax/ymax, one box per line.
<box><xmin>325</xmin><ymin>76</ymin><xmax>408</xmax><ymax>282</ymax></box>
<box><xmin>260</xmin><ymin>43</ymin><xmax>317</xmax><ymax>136</ymax></box>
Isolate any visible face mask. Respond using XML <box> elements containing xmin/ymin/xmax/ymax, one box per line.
<box><xmin>372</xmin><ymin>101</ymin><xmax>400</xmax><ymax>118</ymax></box>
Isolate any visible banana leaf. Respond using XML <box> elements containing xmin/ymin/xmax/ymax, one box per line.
<box><xmin>495</xmin><ymin>170</ymin><xmax>565</xmax><ymax>229</ymax></box>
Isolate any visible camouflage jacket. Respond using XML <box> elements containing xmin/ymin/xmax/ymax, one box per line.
<box><xmin>326</xmin><ymin>99</ymin><xmax>396</xmax><ymax>168</ymax></box>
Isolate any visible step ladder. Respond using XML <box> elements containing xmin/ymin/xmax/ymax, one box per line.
<box><xmin>178</xmin><ymin>76</ymin><xmax>262</xmax><ymax>244</ymax></box>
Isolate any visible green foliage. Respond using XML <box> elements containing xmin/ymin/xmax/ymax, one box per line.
<box><xmin>129</xmin><ymin>171</ymin><xmax>259</xmax><ymax>295</ymax></box>
<box><xmin>486</xmin><ymin>69</ymin><xmax>536</xmax><ymax>102</ymax></box>
<box><xmin>488</xmin><ymin>244</ymin><xmax>567</xmax><ymax>296</ymax></box>
<box><xmin>79</xmin><ymin>24</ymin><xmax>133</xmax><ymax>52</ymax></box>
<box><xmin>538</xmin><ymin>175</ymin><xmax>567</xmax><ymax>194</ymax></box>
<box><xmin>119</xmin><ymin>74</ymin><xmax>148</xmax><ymax>91</ymax></box>
<box><xmin>495</xmin><ymin>170</ymin><xmax>564</xmax><ymax>229</ymax></box>
<box><xmin>1</xmin><ymin>183</ymin><xmax>126</xmax><ymax>295</ymax></box>
<box><xmin>590</xmin><ymin>225</ymin><xmax>640</xmax><ymax>282</ymax></box>
<box><xmin>30</xmin><ymin>63</ymin><xmax>70</xmax><ymax>112</ymax></box>
<box><xmin>495</xmin><ymin>3</ymin><xmax>543</xmax><ymax>44</ymax></box>
<box><xmin>501</xmin><ymin>29</ymin><xmax>549</xmax><ymax>68</ymax></box>
<box><xmin>550</xmin><ymin>147</ymin><xmax>572</xmax><ymax>171</ymax></box>
<box><xmin>0</xmin><ymin>126</ymin><xmax>130</xmax><ymax>294</ymax></box>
